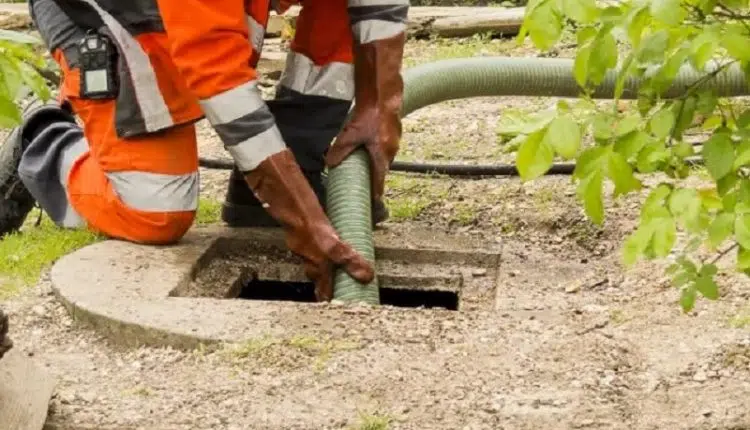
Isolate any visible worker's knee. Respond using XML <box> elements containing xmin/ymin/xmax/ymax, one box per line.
<box><xmin>125</xmin><ymin>210</ymin><xmax>196</xmax><ymax>245</ymax></box>
<box><xmin>68</xmin><ymin>169</ymin><xmax>199</xmax><ymax>245</ymax></box>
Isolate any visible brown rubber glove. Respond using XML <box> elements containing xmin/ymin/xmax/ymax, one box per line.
<box><xmin>325</xmin><ymin>32</ymin><xmax>407</xmax><ymax>204</ymax></box>
<box><xmin>244</xmin><ymin>149</ymin><xmax>375</xmax><ymax>301</ymax></box>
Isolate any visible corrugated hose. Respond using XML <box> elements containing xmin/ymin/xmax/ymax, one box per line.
<box><xmin>324</xmin><ymin>57</ymin><xmax>750</xmax><ymax>304</ymax></box>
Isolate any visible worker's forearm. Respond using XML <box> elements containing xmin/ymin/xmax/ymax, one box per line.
<box><xmin>347</xmin><ymin>0</ymin><xmax>409</xmax><ymax>45</ymax></box>
<box><xmin>155</xmin><ymin>0</ymin><xmax>285</xmax><ymax>172</ymax></box>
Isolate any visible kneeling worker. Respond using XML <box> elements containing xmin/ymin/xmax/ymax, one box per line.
<box><xmin>0</xmin><ymin>0</ymin><xmax>408</xmax><ymax>300</ymax></box>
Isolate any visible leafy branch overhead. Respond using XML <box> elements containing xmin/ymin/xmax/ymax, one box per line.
<box><xmin>511</xmin><ymin>0</ymin><xmax>750</xmax><ymax>311</ymax></box>
<box><xmin>0</xmin><ymin>30</ymin><xmax>51</xmax><ymax>126</ymax></box>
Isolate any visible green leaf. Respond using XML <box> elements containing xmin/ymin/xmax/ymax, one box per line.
<box><xmin>718</xmin><ymin>174</ymin><xmax>738</xmax><ymax>197</ymax></box>
<box><xmin>0</xmin><ymin>95</ymin><xmax>20</xmax><ymax>128</ymax></box>
<box><xmin>708</xmin><ymin>212</ymin><xmax>735</xmax><ymax>248</ymax></box>
<box><xmin>642</xmin><ymin>184</ymin><xmax>672</xmax><ymax>218</ymax></box>
<box><xmin>16</xmin><ymin>61</ymin><xmax>50</xmax><ymax>101</ymax></box>
<box><xmin>696</xmin><ymin>91</ymin><xmax>719</xmax><ymax>116</ymax></box>
<box><xmin>526</xmin><ymin>1</ymin><xmax>563</xmax><ymax>51</ymax></box>
<box><xmin>650</xmin><ymin>0</ymin><xmax>685</xmax><ymax>25</ymax></box>
<box><xmin>735</xmin><ymin>213</ymin><xmax>750</xmax><ymax>249</ymax></box>
<box><xmin>636</xmin><ymin>141</ymin><xmax>669</xmax><ymax>173</ymax></box>
<box><xmin>734</xmin><ymin>140</ymin><xmax>750</xmax><ymax>169</ymax></box>
<box><xmin>695</xmin><ymin>268</ymin><xmax>719</xmax><ymax>300</ymax></box>
<box><xmin>600</xmin><ymin>6</ymin><xmax>622</xmax><ymax>23</ymax></box>
<box><xmin>651</xmin><ymin>211</ymin><xmax>677</xmax><ymax>257</ymax></box>
<box><xmin>737</xmin><ymin>247</ymin><xmax>750</xmax><ymax>270</ymax></box>
<box><xmin>588</xmin><ymin>31</ymin><xmax>618</xmax><ymax>85</ymax></box>
<box><xmin>497</xmin><ymin>109</ymin><xmax>555</xmax><ymax>135</ymax></box>
<box><xmin>673</xmin><ymin>270</ymin><xmax>694</xmax><ymax>288</ymax></box>
<box><xmin>702</xmin><ymin>114</ymin><xmax>723</xmax><ymax>131</ymax></box>
<box><xmin>622</xmin><ymin>224</ymin><xmax>653</xmax><ymax>266</ymax></box>
<box><xmin>615</xmin><ymin>130</ymin><xmax>651</xmax><ymax>161</ymax></box>
<box><xmin>699</xmin><ymin>188</ymin><xmax>723</xmax><ymax>211</ymax></box>
<box><xmin>680</xmin><ymin>286</ymin><xmax>697</xmax><ymax>312</ymax></box>
<box><xmin>607</xmin><ymin>152</ymin><xmax>642</xmax><ymax>197</ymax></box>
<box><xmin>699</xmin><ymin>0</ymin><xmax>718</xmax><ymax>14</ymax></box>
<box><xmin>637</xmin><ymin>30</ymin><xmax>670</xmax><ymax>63</ymax></box>
<box><xmin>573</xmin><ymin>44</ymin><xmax>592</xmax><ymax>88</ymax></box>
<box><xmin>614</xmin><ymin>113</ymin><xmax>641</xmax><ymax>137</ymax></box>
<box><xmin>690</xmin><ymin>31</ymin><xmax>720</xmax><ymax>70</ymax></box>
<box><xmin>573</xmin><ymin>146</ymin><xmax>610</xmax><ymax>179</ymax></box>
<box><xmin>673</xmin><ymin>141</ymin><xmax>695</xmax><ymax>158</ymax></box>
<box><xmin>702</xmin><ymin>133</ymin><xmax>735</xmax><ymax>180</ymax></box>
<box><xmin>544</xmin><ymin>116</ymin><xmax>580</xmax><ymax>159</ymax></box>
<box><xmin>638</xmin><ymin>91</ymin><xmax>657</xmax><ymax>116</ymax></box>
<box><xmin>614</xmin><ymin>52</ymin><xmax>635</xmax><ymax>101</ymax></box>
<box><xmin>722</xmin><ymin>32</ymin><xmax>750</xmax><ymax>62</ymax></box>
<box><xmin>671</xmin><ymin>97</ymin><xmax>697</xmax><ymax>140</ymax></box>
<box><xmin>626</xmin><ymin>6</ymin><xmax>649</xmax><ymax>49</ymax></box>
<box><xmin>577</xmin><ymin>170</ymin><xmax>604</xmax><ymax>224</ymax></box>
<box><xmin>516</xmin><ymin>130</ymin><xmax>554</xmax><ymax>181</ymax></box>
<box><xmin>652</xmin><ymin>48</ymin><xmax>691</xmax><ymax>94</ymax></box>
<box><xmin>0</xmin><ymin>56</ymin><xmax>22</xmax><ymax>101</ymax></box>
<box><xmin>562</xmin><ymin>0</ymin><xmax>598</xmax><ymax>23</ymax></box>
<box><xmin>649</xmin><ymin>108</ymin><xmax>676</xmax><ymax>140</ymax></box>
<box><xmin>737</xmin><ymin>180</ymin><xmax>750</xmax><ymax>214</ymax></box>
<box><xmin>592</xmin><ymin>112</ymin><xmax>616</xmax><ymax>141</ymax></box>
<box><xmin>668</xmin><ymin>188</ymin><xmax>702</xmax><ymax>230</ymax></box>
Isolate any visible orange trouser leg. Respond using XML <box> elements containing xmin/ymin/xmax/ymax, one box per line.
<box><xmin>56</xmin><ymin>51</ymin><xmax>199</xmax><ymax>245</ymax></box>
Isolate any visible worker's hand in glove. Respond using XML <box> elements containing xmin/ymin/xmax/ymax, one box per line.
<box><xmin>325</xmin><ymin>108</ymin><xmax>401</xmax><ymax>204</ymax></box>
<box><xmin>294</xmin><ymin>226</ymin><xmax>375</xmax><ymax>301</ymax></box>
<box><xmin>325</xmin><ymin>33</ymin><xmax>407</xmax><ymax>206</ymax></box>
<box><xmin>244</xmin><ymin>149</ymin><xmax>374</xmax><ymax>301</ymax></box>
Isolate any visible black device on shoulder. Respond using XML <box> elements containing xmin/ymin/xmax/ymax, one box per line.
<box><xmin>78</xmin><ymin>32</ymin><xmax>118</xmax><ymax>99</ymax></box>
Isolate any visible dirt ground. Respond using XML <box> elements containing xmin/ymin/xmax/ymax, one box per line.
<box><xmin>2</xmin><ymin>32</ymin><xmax>750</xmax><ymax>430</ymax></box>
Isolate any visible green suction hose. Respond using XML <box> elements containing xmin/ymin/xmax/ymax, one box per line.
<box><xmin>327</xmin><ymin>56</ymin><xmax>750</xmax><ymax>304</ymax></box>
<box><xmin>327</xmin><ymin>149</ymin><xmax>380</xmax><ymax>304</ymax></box>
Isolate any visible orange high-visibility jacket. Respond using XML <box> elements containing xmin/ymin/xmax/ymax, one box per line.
<box><xmin>31</xmin><ymin>0</ymin><xmax>409</xmax><ymax>173</ymax></box>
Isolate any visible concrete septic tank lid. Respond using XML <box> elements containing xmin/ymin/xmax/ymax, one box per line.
<box><xmin>50</xmin><ymin>226</ymin><xmax>501</xmax><ymax>349</ymax></box>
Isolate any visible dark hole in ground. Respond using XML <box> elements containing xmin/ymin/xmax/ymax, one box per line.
<box><xmin>239</xmin><ymin>279</ymin><xmax>459</xmax><ymax>310</ymax></box>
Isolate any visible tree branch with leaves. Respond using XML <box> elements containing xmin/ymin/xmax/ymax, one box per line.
<box><xmin>510</xmin><ymin>0</ymin><xmax>750</xmax><ymax>311</ymax></box>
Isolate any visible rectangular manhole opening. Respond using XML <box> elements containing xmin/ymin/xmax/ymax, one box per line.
<box><xmin>240</xmin><ymin>278</ymin><xmax>459</xmax><ymax>311</ymax></box>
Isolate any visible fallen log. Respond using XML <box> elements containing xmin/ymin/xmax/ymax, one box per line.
<box><xmin>266</xmin><ymin>6</ymin><xmax>527</xmax><ymax>39</ymax></box>
<box><xmin>0</xmin><ymin>4</ymin><xmax>528</xmax><ymax>39</ymax></box>
<box><xmin>411</xmin><ymin>8</ymin><xmax>526</xmax><ymax>38</ymax></box>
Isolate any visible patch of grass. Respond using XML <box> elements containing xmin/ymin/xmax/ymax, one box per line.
<box><xmin>351</xmin><ymin>413</ymin><xmax>392</xmax><ymax>430</ymax></box>
<box><xmin>0</xmin><ymin>197</ymin><xmax>224</xmax><ymax>296</ymax></box>
<box><xmin>223</xmin><ymin>335</ymin><xmax>362</xmax><ymax>373</ymax></box>
<box><xmin>729</xmin><ymin>310</ymin><xmax>750</xmax><ymax>329</ymax></box>
<box><xmin>451</xmin><ymin>202</ymin><xmax>477</xmax><ymax>226</ymax></box>
<box><xmin>0</xmin><ymin>211</ymin><xmax>101</xmax><ymax>297</ymax></box>
<box><xmin>532</xmin><ymin>188</ymin><xmax>556</xmax><ymax>210</ymax></box>
<box><xmin>195</xmin><ymin>197</ymin><xmax>223</xmax><ymax>225</ymax></box>
<box><xmin>123</xmin><ymin>385</ymin><xmax>154</xmax><ymax>397</ymax></box>
<box><xmin>385</xmin><ymin>174</ymin><xmax>453</xmax><ymax>221</ymax></box>
<box><xmin>225</xmin><ymin>335</ymin><xmax>277</xmax><ymax>360</ymax></box>
<box><xmin>405</xmin><ymin>33</ymin><xmax>515</xmax><ymax>67</ymax></box>
<box><xmin>609</xmin><ymin>309</ymin><xmax>631</xmax><ymax>325</ymax></box>
<box><xmin>388</xmin><ymin>196</ymin><xmax>431</xmax><ymax>220</ymax></box>
<box><xmin>492</xmin><ymin>216</ymin><xmax>521</xmax><ymax>234</ymax></box>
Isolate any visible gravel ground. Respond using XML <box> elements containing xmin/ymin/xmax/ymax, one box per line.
<box><xmin>2</xmin><ymin>33</ymin><xmax>750</xmax><ymax>430</ymax></box>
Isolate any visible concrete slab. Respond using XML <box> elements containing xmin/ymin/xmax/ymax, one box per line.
<box><xmin>0</xmin><ymin>349</ymin><xmax>56</xmax><ymax>430</ymax></box>
<box><xmin>50</xmin><ymin>226</ymin><xmax>500</xmax><ymax>350</ymax></box>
